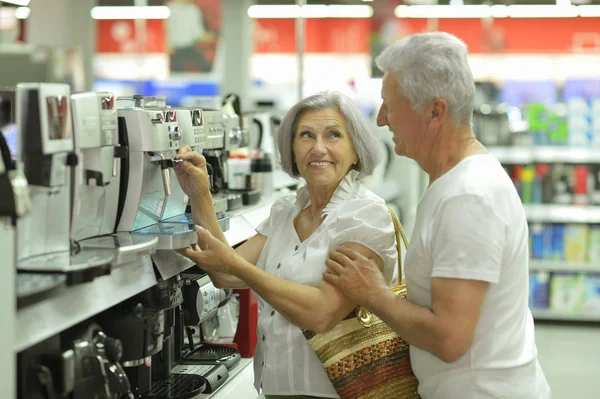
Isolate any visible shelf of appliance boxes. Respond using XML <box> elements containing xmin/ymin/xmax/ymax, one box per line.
<box><xmin>529</xmin><ymin>260</ymin><xmax>600</xmax><ymax>273</ymax></box>
<box><xmin>523</xmin><ymin>204</ymin><xmax>600</xmax><ymax>223</ymax></box>
<box><xmin>15</xmin><ymin>191</ymin><xmax>294</xmax><ymax>353</ymax></box>
<box><xmin>489</xmin><ymin>146</ymin><xmax>600</xmax><ymax>164</ymax></box>
<box><xmin>532</xmin><ymin>310</ymin><xmax>600</xmax><ymax>323</ymax></box>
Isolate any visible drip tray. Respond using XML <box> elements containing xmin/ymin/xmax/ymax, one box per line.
<box><xmin>161</xmin><ymin>213</ymin><xmax>232</xmax><ymax>235</ymax></box>
<box><xmin>130</xmin><ymin>221</ymin><xmax>197</xmax><ymax>250</ymax></box>
<box><xmin>16</xmin><ymin>273</ymin><xmax>67</xmax><ymax>308</ymax></box>
<box><xmin>143</xmin><ymin>373</ymin><xmax>205</xmax><ymax>399</ymax></box>
<box><xmin>79</xmin><ymin>233</ymin><xmax>158</xmax><ymax>265</ymax></box>
<box><xmin>18</xmin><ymin>250</ymin><xmax>114</xmax><ymax>284</ymax></box>
<box><xmin>182</xmin><ymin>345</ymin><xmax>241</xmax><ymax>370</ymax></box>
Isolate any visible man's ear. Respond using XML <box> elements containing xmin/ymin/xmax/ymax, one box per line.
<box><xmin>430</xmin><ymin>99</ymin><xmax>448</xmax><ymax>126</ymax></box>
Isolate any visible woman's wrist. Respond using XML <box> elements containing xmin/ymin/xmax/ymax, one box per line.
<box><xmin>228</xmin><ymin>253</ymin><xmax>249</xmax><ymax>277</ymax></box>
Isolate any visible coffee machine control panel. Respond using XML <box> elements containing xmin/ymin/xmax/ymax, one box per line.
<box><xmin>202</xmin><ymin>110</ymin><xmax>225</xmax><ymax>150</ymax></box>
<box><xmin>173</xmin><ymin>108</ymin><xmax>206</xmax><ymax>152</ymax></box>
<box><xmin>71</xmin><ymin>92</ymin><xmax>118</xmax><ymax>149</ymax></box>
<box><xmin>117</xmin><ymin>108</ymin><xmax>181</xmax><ymax>153</ymax></box>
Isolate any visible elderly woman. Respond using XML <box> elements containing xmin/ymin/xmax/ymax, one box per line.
<box><xmin>174</xmin><ymin>91</ymin><xmax>397</xmax><ymax>399</ymax></box>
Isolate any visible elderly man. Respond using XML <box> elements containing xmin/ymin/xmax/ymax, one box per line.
<box><xmin>324</xmin><ymin>32</ymin><xmax>551</xmax><ymax>398</ymax></box>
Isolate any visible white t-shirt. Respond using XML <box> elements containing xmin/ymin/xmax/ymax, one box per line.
<box><xmin>405</xmin><ymin>154</ymin><xmax>551</xmax><ymax>399</ymax></box>
<box><xmin>253</xmin><ymin>170</ymin><xmax>397</xmax><ymax>397</ymax></box>
<box><xmin>166</xmin><ymin>2</ymin><xmax>205</xmax><ymax>49</ymax></box>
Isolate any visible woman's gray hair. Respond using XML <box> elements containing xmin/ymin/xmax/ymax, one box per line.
<box><xmin>376</xmin><ymin>32</ymin><xmax>475</xmax><ymax>127</ymax></box>
<box><xmin>277</xmin><ymin>91</ymin><xmax>380</xmax><ymax>179</ymax></box>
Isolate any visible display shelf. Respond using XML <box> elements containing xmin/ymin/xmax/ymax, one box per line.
<box><xmin>224</xmin><ymin>190</ymin><xmax>293</xmax><ymax>247</ymax></box>
<box><xmin>15</xmin><ymin>256</ymin><xmax>156</xmax><ymax>353</ymax></box>
<box><xmin>524</xmin><ymin>204</ymin><xmax>600</xmax><ymax>223</ymax></box>
<box><xmin>532</xmin><ymin>310</ymin><xmax>600</xmax><ymax>322</ymax></box>
<box><xmin>529</xmin><ymin>260</ymin><xmax>600</xmax><ymax>273</ymax></box>
<box><xmin>199</xmin><ymin>358</ymin><xmax>255</xmax><ymax>399</ymax></box>
<box><xmin>489</xmin><ymin>146</ymin><xmax>533</xmax><ymax>164</ymax></box>
<box><xmin>489</xmin><ymin>146</ymin><xmax>600</xmax><ymax>164</ymax></box>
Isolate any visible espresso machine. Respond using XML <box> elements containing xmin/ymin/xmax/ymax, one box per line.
<box><xmin>61</xmin><ymin>322</ymin><xmax>134</xmax><ymax>398</ymax></box>
<box><xmin>1</xmin><ymin>89</ymin><xmax>69</xmax><ymax>308</ymax></box>
<box><xmin>115</xmin><ymin>95</ymin><xmax>197</xmax><ymax>251</ymax></box>
<box><xmin>178</xmin><ymin>273</ymin><xmax>241</xmax><ymax>372</ymax></box>
<box><xmin>17</xmin><ymin>321</ymin><xmax>134</xmax><ymax>398</ymax></box>
<box><xmin>97</xmin><ymin>274</ymin><xmax>227</xmax><ymax>398</ymax></box>
<box><xmin>70</xmin><ymin>92</ymin><xmax>158</xmax><ymax>266</ymax></box>
<box><xmin>201</xmin><ymin>109</ymin><xmax>232</xmax><ymax>216</ymax></box>
<box><xmin>170</xmin><ymin>106</ymin><xmax>232</xmax><ymax>232</ymax></box>
<box><xmin>15</xmin><ymin>83</ymin><xmax>114</xmax><ymax>285</ymax></box>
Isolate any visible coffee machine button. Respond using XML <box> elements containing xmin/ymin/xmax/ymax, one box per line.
<box><xmin>151</xmin><ymin>112</ymin><xmax>164</xmax><ymax>124</ymax></box>
<box><xmin>172</xmin><ymin>126</ymin><xmax>182</xmax><ymax>140</ymax></box>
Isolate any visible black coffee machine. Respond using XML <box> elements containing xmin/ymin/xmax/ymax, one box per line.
<box><xmin>17</xmin><ymin>321</ymin><xmax>134</xmax><ymax>399</ymax></box>
<box><xmin>97</xmin><ymin>274</ymin><xmax>227</xmax><ymax>398</ymax></box>
<box><xmin>177</xmin><ymin>272</ymin><xmax>241</xmax><ymax>372</ymax></box>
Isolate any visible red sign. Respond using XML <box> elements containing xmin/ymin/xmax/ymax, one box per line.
<box><xmin>254</xmin><ymin>18</ymin><xmax>371</xmax><ymax>54</ymax></box>
<box><xmin>96</xmin><ymin>20</ymin><xmax>166</xmax><ymax>53</ymax></box>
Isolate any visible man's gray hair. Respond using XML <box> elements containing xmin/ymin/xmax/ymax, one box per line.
<box><xmin>277</xmin><ymin>91</ymin><xmax>380</xmax><ymax>179</ymax></box>
<box><xmin>376</xmin><ymin>32</ymin><xmax>475</xmax><ymax>127</ymax></box>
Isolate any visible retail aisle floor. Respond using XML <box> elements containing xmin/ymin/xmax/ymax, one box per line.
<box><xmin>535</xmin><ymin>322</ymin><xmax>600</xmax><ymax>398</ymax></box>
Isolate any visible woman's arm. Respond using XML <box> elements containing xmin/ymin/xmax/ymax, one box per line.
<box><xmin>204</xmin><ymin>234</ymin><xmax>268</xmax><ymax>289</ymax></box>
<box><xmin>175</xmin><ymin>148</ymin><xmax>267</xmax><ymax>289</ymax></box>
<box><xmin>180</xmin><ymin>228</ymin><xmax>385</xmax><ymax>334</ymax></box>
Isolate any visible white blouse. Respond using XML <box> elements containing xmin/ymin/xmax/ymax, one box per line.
<box><xmin>252</xmin><ymin>170</ymin><xmax>398</xmax><ymax>397</ymax></box>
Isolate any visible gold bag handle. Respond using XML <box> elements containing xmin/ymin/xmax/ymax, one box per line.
<box><xmin>357</xmin><ymin>205</ymin><xmax>409</xmax><ymax>327</ymax></box>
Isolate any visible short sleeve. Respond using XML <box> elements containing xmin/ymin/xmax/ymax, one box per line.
<box><xmin>256</xmin><ymin>196</ymin><xmax>295</xmax><ymax>237</ymax></box>
<box><xmin>431</xmin><ymin>194</ymin><xmax>507</xmax><ymax>283</ymax></box>
<box><xmin>328</xmin><ymin>199</ymin><xmax>398</xmax><ymax>283</ymax></box>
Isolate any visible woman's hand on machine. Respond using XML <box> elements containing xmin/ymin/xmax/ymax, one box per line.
<box><xmin>174</xmin><ymin>145</ymin><xmax>210</xmax><ymax>197</ymax></box>
<box><xmin>176</xmin><ymin>225</ymin><xmax>239</xmax><ymax>274</ymax></box>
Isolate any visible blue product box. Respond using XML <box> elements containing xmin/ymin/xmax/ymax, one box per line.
<box><xmin>530</xmin><ymin>223</ymin><xmax>545</xmax><ymax>259</ymax></box>
<box><xmin>529</xmin><ymin>272</ymin><xmax>550</xmax><ymax>310</ymax></box>
<box><xmin>550</xmin><ymin>224</ymin><xmax>565</xmax><ymax>261</ymax></box>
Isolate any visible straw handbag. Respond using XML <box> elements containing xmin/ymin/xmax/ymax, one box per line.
<box><xmin>303</xmin><ymin>207</ymin><xmax>420</xmax><ymax>399</ymax></box>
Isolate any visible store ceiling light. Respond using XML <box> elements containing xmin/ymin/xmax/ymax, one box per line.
<box><xmin>247</xmin><ymin>4</ymin><xmax>373</xmax><ymax>19</ymax></box>
<box><xmin>395</xmin><ymin>4</ymin><xmax>597</xmax><ymax>18</ymax></box>
<box><xmin>14</xmin><ymin>6</ymin><xmax>29</xmax><ymax>19</ymax></box>
<box><xmin>395</xmin><ymin>5</ymin><xmax>492</xmax><ymax>18</ymax></box>
<box><xmin>507</xmin><ymin>5</ymin><xmax>578</xmax><ymax>18</ymax></box>
<box><xmin>578</xmin><ymin>5</ymin><xmax>600</xmax><ymax>16</ymax></box>
<box><xmin>1</xmin><ymin>0</ymin><xmax>30</xmax><ymax>6</ymax></box>
<box><xmin>90</xmin><ymin>6</ymin><xmax>170</xmax><ymax>20</ymax></box>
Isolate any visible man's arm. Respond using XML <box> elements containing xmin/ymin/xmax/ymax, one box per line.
<box><xmin>365</xmin><ymin>277</ymin><xmax>488</xmax><ymax>363</ymax></box>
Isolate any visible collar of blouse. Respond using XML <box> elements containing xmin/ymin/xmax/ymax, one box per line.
<box><xmin>294</xmin><ymin>169</ymin><xmax>361</xmax><ymax>219</ymax></box>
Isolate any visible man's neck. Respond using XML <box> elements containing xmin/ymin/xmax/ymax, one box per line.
<box><xmin>420</xmin><ymin>126</ymin><xmax>487</xmax><ymax>186</ymax></box>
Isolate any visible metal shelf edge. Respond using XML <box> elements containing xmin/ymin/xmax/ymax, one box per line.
<box><xmin>532</xmin><ymin>310</ymin><xmax>600</xmax><ymax>322</ymax></box>
<box><xmin>15</xmin><ymin>255</ymin><xmax>156</xmax><ymax>353</ymax></box>
<box><xmin>529</xmin><ymin>261</ymin><xmax>600</xmax><ymax>273</ymax></box>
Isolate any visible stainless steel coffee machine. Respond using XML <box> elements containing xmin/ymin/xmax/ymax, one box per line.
<box><xmin>202</xmin><ymin>109</ymin><xmax>233</xmax><ymax>215</ymax></box>
<box><xmin>115</xmin><ymin>95</ymin><xmax>197</xmax><ymax>251</ymax></box>
<box><xmin>1</xmin><ymin>89</ymin><xmax>68</xmax><ymax>307</ymax></box>
<box><xmin>15</xmin><ymin>83</ymin><xmax>114</xmax><ymax>284</ymax></box>
<box><xmin>70</xmin><ymin>92</ymin><xmax>158</xmax><ymax>266</ymax></box>
<box><xmin>170</xmin><ymin>106</ymin><xmax>232</xmax><ymax>232</ymax></box>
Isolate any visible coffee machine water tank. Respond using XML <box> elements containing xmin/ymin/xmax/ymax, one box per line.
<box><xmin>15</xmin><ymin>83</ymin><xmax>115</xmax><ymax>280</ymax></box>
<box><xmin>70</xmin><ymin>91</ymin><xmax>121</xmax><ymax>241</ymax></box>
